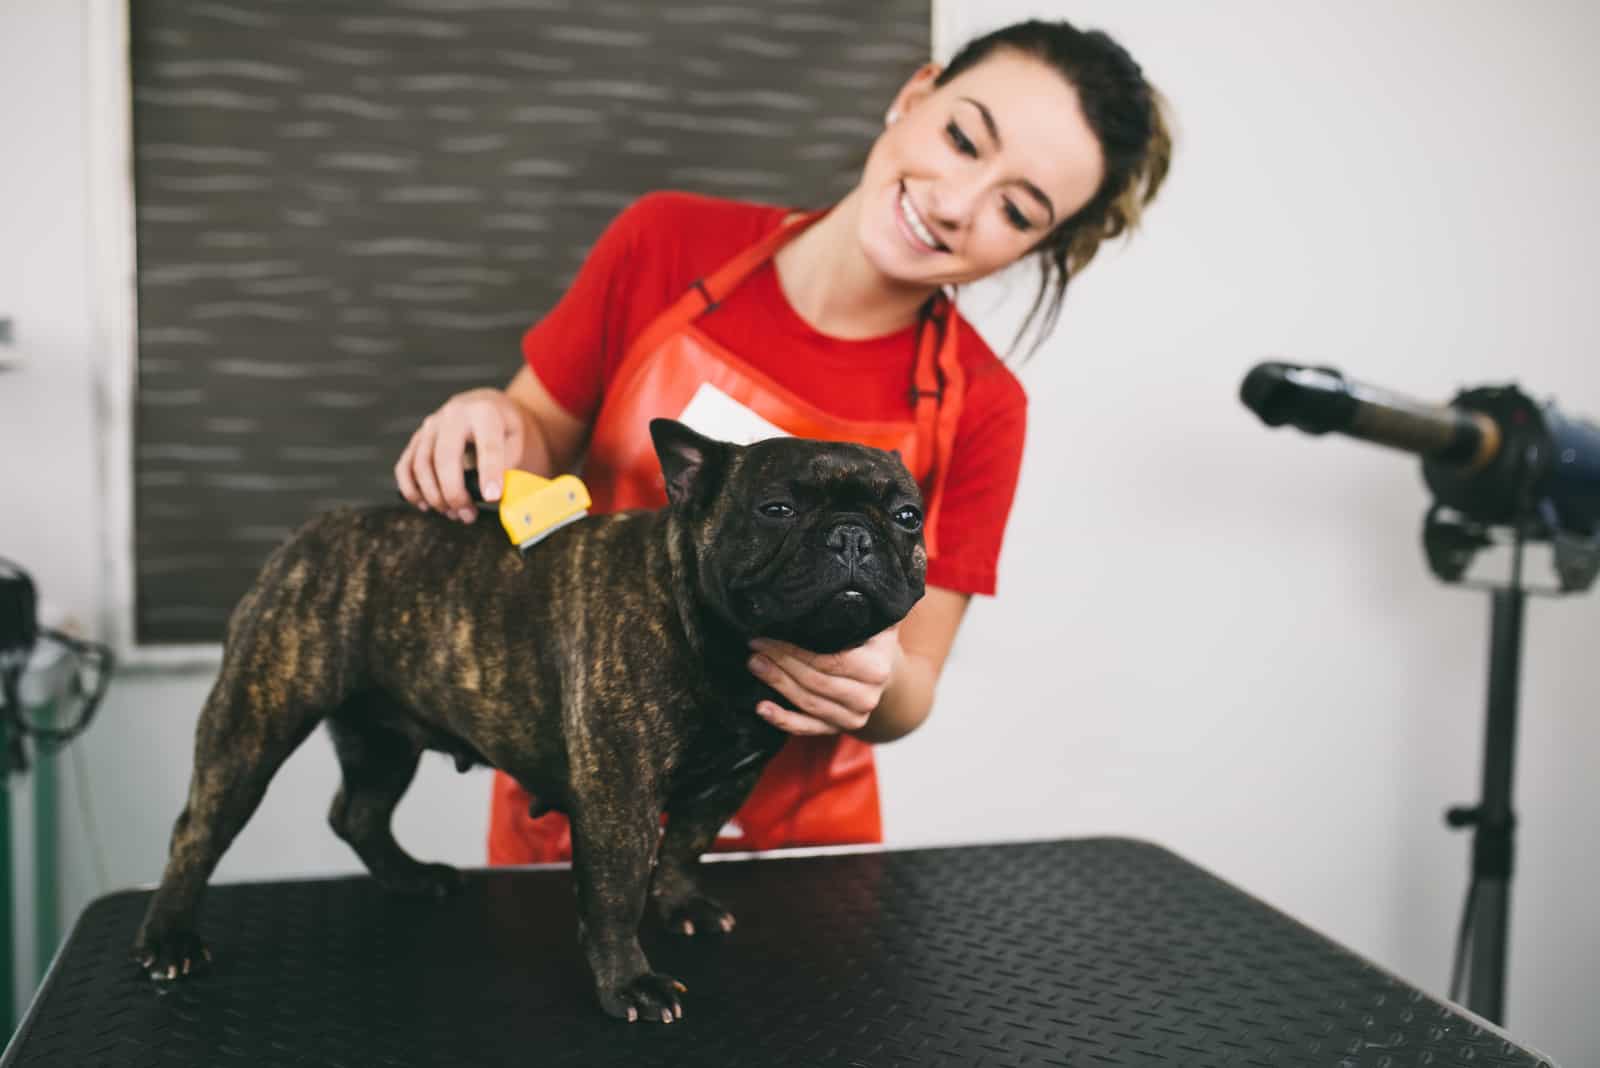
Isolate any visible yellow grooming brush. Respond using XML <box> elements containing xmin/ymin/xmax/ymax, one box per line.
<box><xmin>488</xmin><ymin>470</ymin><xmax>592</xmax><ymax>552</ymax></box>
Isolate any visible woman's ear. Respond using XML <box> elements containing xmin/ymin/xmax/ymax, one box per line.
<box><xmin>887</xmin><ymin>62</ymin><xmax>943</xmax><ymax>124</ymax></box>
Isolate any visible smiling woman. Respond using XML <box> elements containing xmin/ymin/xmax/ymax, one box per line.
<box><xmin>392</xmin><ymin>17</ymin><xmax>1175</xmax><ymax>866</ymax></box>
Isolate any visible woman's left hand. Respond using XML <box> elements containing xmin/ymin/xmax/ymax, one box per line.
<box><xmin>746</xmin><ymin>627</ymin><xmax>903</xmax><ymax>736</ymax></box>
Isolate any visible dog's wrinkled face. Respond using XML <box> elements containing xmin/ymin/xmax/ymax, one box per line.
<box><xmin>651</xmin><ymin>419</ymin><xmax>927</xmax><ymax>652</ymax></box>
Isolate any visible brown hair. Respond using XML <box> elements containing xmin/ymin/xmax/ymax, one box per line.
<box><xmin>936</xmin><ymin>19</ymin><xmax>1174</xmax><ymax>358</ymax></box>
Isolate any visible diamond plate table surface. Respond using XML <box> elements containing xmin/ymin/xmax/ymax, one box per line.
<box><xmin>2</xmin><ymin>837</ymin><xmax>1559</xmax><ymax>1067</ymax></box>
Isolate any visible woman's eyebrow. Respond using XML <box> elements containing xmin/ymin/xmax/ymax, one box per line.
<box><xmin>957</xmin><ymin>96</ymin><xmax>1057</xmax><ymax>223</ymax></box>
<box><xmin>958</xmin><ymin>95</ymin><xmax>1003</xmax><ymax>147</ymax></box>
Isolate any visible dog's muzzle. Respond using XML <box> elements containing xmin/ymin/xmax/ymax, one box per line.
<box><xmin>825</xmin><ymin>521</ymin><xmax>875</xmax><ymax>570</ymax></box>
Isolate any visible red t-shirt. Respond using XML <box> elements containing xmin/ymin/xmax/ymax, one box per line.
<box><xmin>522</xmin><ymin>191</ymin><xmax>1027</xmax><ymax>596</ymax></box>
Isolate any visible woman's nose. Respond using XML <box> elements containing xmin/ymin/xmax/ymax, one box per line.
<box><xmin>927</xmin><ymin>177</ymin><xmax>982</xmax><ymax>234</ymax></box>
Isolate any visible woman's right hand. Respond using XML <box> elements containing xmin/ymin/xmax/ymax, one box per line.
<box><xmin>395</xmin><ymin>387</ymin><xmax>530</xmax><ymax>522</ymax></box>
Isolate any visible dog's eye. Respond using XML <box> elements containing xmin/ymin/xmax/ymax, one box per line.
<box><xmin>892</xmin><ymin>506</ymin><xmax>922</xmax><ymax>531</ymax></box>
<box><xmin>758</xmin><ymin>502</ymin><xmax>796</xmax><ymax>519</ymax></box>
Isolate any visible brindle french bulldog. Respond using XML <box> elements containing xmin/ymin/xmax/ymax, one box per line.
<box><xmin>132</xmin><ymin>418</ymin><xmax>927</xmax><ymax>1022</ymax></box>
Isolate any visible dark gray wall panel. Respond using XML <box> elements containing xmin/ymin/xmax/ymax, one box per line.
<box><xmin>130</xmin><ymin>0</ymin><xmax>929</xmax><ymax>643</ymax></box>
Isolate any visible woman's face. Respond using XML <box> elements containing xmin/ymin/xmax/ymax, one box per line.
<box><xmin>856</xmin><ymin>50</ymin><xmax>1106</xmax><ymax>289</ymax></box>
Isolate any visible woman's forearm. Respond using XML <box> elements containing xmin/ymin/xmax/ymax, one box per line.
<box><xmin>853</xmin><ymin>645</ymin><xmax>937</xmax><ymax>744</ymax></box>
<box><xmin>503</xmin><ymin>366</ymin><xmax>589</xmax><ymax>477</ymax></box>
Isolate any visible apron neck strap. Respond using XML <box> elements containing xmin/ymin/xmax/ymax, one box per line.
<box><xmin>911</xmin><ymin>292</ymin><xmax>964</xmax><ymax>560</ymax></box>
<box><xmin>625</xmin><ymin>209</ymin><xmax>824</xmax><ymax>361</ymax></box>
<box><xmin>696</xmin><ymin>208</ymin><xmax>826</xmax><ymax>311</ymax></box>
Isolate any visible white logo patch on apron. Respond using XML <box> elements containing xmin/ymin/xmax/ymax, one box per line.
<box><xmin>676</xmin><ymin>382</ymin><xmax>791</xmax><ymax>446</ymax></box>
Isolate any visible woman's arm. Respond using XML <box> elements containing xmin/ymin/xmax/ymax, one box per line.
<box><xmin>502</xmin><ymin>365</ymin><xmax>589</xmax><ymax>478</ymax></box>
<box><xmin>856</xmin><ymin>585</ymin><xmax>969</xmax><ymax>742</ymax></box>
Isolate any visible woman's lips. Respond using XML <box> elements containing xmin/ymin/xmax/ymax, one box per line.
<box><xmin>896</xmin><ymin>182</ymin><xmax>948</xmax><ymax>254</ymax></box>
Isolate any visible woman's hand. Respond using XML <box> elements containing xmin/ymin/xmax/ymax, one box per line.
<box><xmin>395</xmin><ymin>388</ymin><xmax>529</xmax><ymax>521</ymax></box>
<box><xmin>745</xmin><ymin>626</ymin><xmax>904</xmax><ymax>736</ymax></box>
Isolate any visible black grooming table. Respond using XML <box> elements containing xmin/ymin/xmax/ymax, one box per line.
<box><xmin>3</xmin><ymin>837</ymin><xmax>1559</xmax><ymax>1067</ymax></box>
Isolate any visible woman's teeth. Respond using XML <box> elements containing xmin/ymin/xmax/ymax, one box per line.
<box><xmin>899</xmin><ymin>188</ymin><xmax>945</xmax><ymax>252</ymax></box>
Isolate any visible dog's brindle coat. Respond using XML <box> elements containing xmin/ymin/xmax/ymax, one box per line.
<box><xmin>133</xmin><ymin>420</ymin><xmax>927</xmax><ymax>1023</ymax></box>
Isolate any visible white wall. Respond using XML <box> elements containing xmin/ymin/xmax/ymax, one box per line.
<box><xmin>1</xmin><ymin>0</ymin><xmax>101</xmax><ymax>1023</ymax></box>
<box><xmin>2</xmin><ymin>1</ymin><xmax>1596</xmax><ymax>1062</ymax></box>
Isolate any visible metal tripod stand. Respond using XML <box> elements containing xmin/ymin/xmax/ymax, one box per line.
<box><xmin>1426</xmin><ymin>505</ymin><xmax>1598</xmax><ymax>1024</ymax></box>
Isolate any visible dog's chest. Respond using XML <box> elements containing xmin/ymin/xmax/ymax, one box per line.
<box><xmin>667</xmin><ymin>714</ymin><xmax>783</xmax><ymax>805</ymax></box>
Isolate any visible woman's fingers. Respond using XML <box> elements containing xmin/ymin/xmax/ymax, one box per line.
<box><xmin>467</xmin><ymin>401</ymin><xmax>521</xmax><ymax>503</ymax></box>
<box><xmin>747</xmin><ymin>652</ymin><xmax>873</xmax><ymax>733</ymax></box>
<box><xmin>751</xmin><ymin>650</ymin><xmax>868</xmax><ymax>711</ymax></box>
<box><xmin>430</xmin><ymin>413</ymin><xmax>476</xmax><ymax>521</ymax></box>
<box><xmin>395</xmin><ymin>431</ymin><xmax>424</xmax><ymax>508</ymax></box>
<box><xmin>396</xmin><ymin>391</ymin><xmax>530</xmax><ymax>521</ymax></box>
<box><xmin>754</xmin><ymin>700</ymin><xmax>841</xmax><ymax>736</ymax></box>
<box><xmin>410</xmin><ymin>417</ymin><xmax>448</xmax><ymax>513</ymax></box>
<box><xmin>743</xmin><ymin>628</ymin><xmax>903</xmax><ymax>735</ymax></box>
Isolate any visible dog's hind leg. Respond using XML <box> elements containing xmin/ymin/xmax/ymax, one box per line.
<box><xmin>132</xmin><ymin>661</ymin><xmax>328</xmax><ymax>981</ymax></box>
<box><xmin>325</xmin><ymin>697</ymin><xmax>463</xmax><ymax>897</ymax></box>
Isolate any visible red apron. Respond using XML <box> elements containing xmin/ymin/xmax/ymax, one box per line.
<box><xmin>488</xmin><ymin>208</ymin><xmax>965</xmax><ymax>864</ymax></box>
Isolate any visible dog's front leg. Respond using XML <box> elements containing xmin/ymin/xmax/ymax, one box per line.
<box><xmin>652</xmin><ymin>763</ymin><xmax>766</xmax><ymax>937</ymax></box>
<box><xmin>568</xmin><ymin>797</ymin><xmax>684</xmax><ymax>1023</ymax></box>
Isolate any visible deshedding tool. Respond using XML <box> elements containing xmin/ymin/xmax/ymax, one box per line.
<box><xmin>495</xmin><ymin>470</ymin><xmax>592</xmax><ymax>551</ymax></box>
<box><xmin>466</xmin><ymin>469</ymin><xmax>592</xmax><ymax>552</ymax></box>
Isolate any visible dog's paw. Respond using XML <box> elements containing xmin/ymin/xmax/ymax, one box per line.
<box><xmin>600</xmin><ymin>973</ymin><xmax>688</xmax><ymax>1024</ymax></box>
<box><xmin>131</xmin><ymin>929</ymin><xmax>212</xmax><ymax>983</ymax></box>
<box><xmin>379</xmin><ymin>862</ymin><xmax>464</xmax><ymax>898</ymax></box>
<box><xmin>659</xmin><ymin>893</ymin><xmax>736</xmax><ymax>937</ymax></box>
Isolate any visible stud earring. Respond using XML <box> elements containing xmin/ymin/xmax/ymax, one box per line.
<box><xmin>886</xmin><ymin>108</ymin><xmax>900</xmax><ymax>126</ymax></box>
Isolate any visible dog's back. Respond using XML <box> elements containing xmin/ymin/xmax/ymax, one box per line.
<box><xmin>217</xmin><ymin>504</ymin><xmax>629</xmax><ymax>746</ymax></box>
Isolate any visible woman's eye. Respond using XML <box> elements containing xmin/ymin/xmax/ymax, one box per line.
<box><xmin>892</xmin><ymin>506</ymin><xmax>923</xmax><ymax>531</ymax></box>
<box><xmin>945</xmin><ymin>120</ymin><xmax>977</xmax><ymax>157</ymax></box>
<box><xmin>759</xmin><ymin>502</ymin><xmax>796</xmax><ymax>519</ymax></box>
<box><xmin>1003</xmin><ymin>199</ymin><xmax>1034</xmax><ymax>232</ymax></box>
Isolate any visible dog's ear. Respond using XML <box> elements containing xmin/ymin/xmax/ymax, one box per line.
<box><xmin>649</xmin><ymin>419</ymin><xmax>731</xmax><ymax>509</ymax></box>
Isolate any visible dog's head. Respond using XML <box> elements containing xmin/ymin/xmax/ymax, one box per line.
<box><xmin>650</xmin><ymin>418</ymin><xmax>927</xmax><ymax>653</ymax></box>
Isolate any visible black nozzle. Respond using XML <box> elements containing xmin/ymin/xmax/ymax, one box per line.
<box><xmin>1240</xmin><ymin>361</ymin><xmax>1356</xmax><ymax>434</ymax></box>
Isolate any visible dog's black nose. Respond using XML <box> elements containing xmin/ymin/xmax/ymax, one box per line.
<box><xmin>826</xmin><ymin>522</ymin><xmax>874</xmax><ymax>565</ymax></box>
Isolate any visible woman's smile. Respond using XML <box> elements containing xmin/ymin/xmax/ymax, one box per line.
<box><xmin>895</xmin><ymin>181</ymin><xmax>949</xmax><ymax>255</ymax></box>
